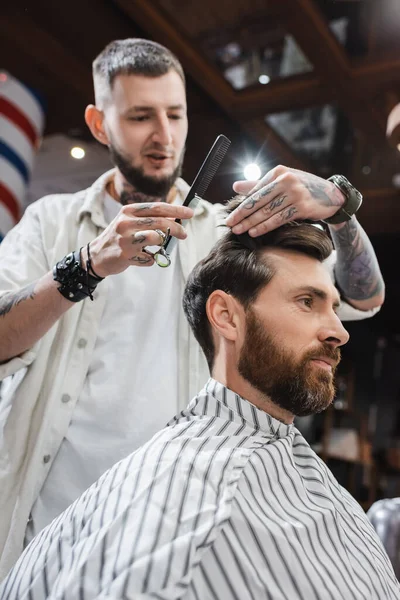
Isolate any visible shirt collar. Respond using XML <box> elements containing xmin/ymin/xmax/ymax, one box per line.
<box><xmin>77</xmin><ymin>169</ymin><xmax>206</xmax><ymax>228</ymax></box>
<box><xmin>186</xmin><ymin>378</ymin><xmax>293</xmax><ymax>439</ymax></box>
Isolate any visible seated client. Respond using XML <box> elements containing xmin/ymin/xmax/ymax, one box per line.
<box><xmin>1</xmin><ymin>217</ymin><xmax>398</xmax><ymax>599</ymax></box>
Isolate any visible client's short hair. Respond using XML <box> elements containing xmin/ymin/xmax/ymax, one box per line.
<box><xmin>183</xmin><ymin>198</ymin><xmax>333</xmax><ymax>370</ymax></box>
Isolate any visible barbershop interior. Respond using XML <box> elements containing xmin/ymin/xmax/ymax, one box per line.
<box><xmin>2</xmin><ymin>0</ymin><xmax>400</xmax><ymax>595</ymax></box>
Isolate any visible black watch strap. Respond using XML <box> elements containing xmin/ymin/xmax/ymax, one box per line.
<box><xmin>53</xmin><ymin>250</ymin><xmax>102</xmax><ymax>302</ymax></box>
<box><xmin>324</xmin><ymin>175</ymin><xmax>363</xmax><ymax>224</ymax></box>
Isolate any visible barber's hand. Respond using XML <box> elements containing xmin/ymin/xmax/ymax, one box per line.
<box><xmin>82</xmin><ymin>202</ymin><xmax>193</xmax><ymax>276</ymax></box>
<box><xmin>226</xmin><ymin>165</ymin><xmax>346</xmax><ymax>237</ymax></box>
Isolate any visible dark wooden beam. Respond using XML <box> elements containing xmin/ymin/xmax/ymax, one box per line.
<box><xmin>233</xmin><ymin>75</ymin><xmax>330</xmax><ymax>117</ymax></box>
<box><xmin>355</xmin><ymin>57</ymin><xmax>400</xmax><ymax>88</ymax></box>
<box><xmin>236</xmin><ymin>57</ymin><xmax>400</xmax><ymax>118</ymax></box>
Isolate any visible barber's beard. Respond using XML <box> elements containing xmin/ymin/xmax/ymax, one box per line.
<box><xmin>108</xmin><ymin>144</ymin><xmax>185</xmax><ymax>202</ymax></box>
<box><xmin>238</xmin><ymin>309</ymin><xmax>340</xmax><ymax>417</ymax></box>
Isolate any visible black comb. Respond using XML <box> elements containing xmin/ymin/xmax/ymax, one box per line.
<box><xmin>181</xmin><ymin>134</ymin><xmax>231</xmax><ymax>207</ymax></box>
<box><xmin>163</xmin><ymin>134</ymin><xmax>231</xmax><ymax>253</ymax></box>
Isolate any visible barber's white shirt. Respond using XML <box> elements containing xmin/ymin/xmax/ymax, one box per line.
<box><xmin>26</xmin><ymin>193</ymin><xmax>182</xmax><ymax>540</ymax></box>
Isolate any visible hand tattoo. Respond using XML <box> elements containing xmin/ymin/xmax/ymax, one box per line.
<box><xmin>130</xmin><ymin>255</ymin><xmax>152</xmax><ymax>264</ymax></box>
<box><xmin>300</xmin><ymin>177</ymin><xmax>343</xmax><ymax>208</ymax></box>
<box><xmin>331</xmin><ymin>219</ymin><xmax>384</xmax><ymax>301</ymax></box>
<box><xmin>280</xmin><ymin>206</ymin><xmax>297</xmax><ymax>221</ymax></box>
<box><xmin>267</xmin><ymin>195</ymin><xmax>287</xmax><ymax>212</ymax></box>
<box><xmin>243</xmin><ymin>196</ymin><xmax>259</xmax><ymax>210</ymax></box>
<box><xmin>243</xmin><ymin>181</ymin><xmax>279</xmax><ymax>210</ymax></box>
<box><xmin>0</xmin><ymin>283</ymin><xmax>36</xmax><ymax>318</ymax></box>
<box><xmin>132</xmin><ymin>233</ymin><xmax>147</xmax><ymax>245</ymax></box>
<box><xmin>135</xmin><ymin>203</ymin><xmax>156</xmax><ymax>211</ymax></box>
<box><xmin>137</xmin><ymin>218</ymin><xmax>154</xmax><ymax>226</ymax></box>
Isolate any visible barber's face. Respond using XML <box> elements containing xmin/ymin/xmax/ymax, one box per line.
<box><xmin>238</xmin><ymin>250</ymin><xmax>349</xmax><ymax>417</ymax></box>
<box><xmin>103</xmin><ymin>71</ymin><xmax>188</xmax><ymax>197</ymax></box>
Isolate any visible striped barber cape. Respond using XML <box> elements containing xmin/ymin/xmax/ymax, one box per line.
<box><xmin>1</xmin><ymin>378</ymin><xmax>399</xmax><ymax>599</ymax></box>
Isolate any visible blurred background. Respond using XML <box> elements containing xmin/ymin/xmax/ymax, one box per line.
<box><xmin>1</xmin><ymin>0</ymin><xmax>400</xmax><ymax>508</ymax></box>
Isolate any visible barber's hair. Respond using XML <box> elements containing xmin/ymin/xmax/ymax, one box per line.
<box><xmin>183</xmin><ymin>197</ymin><xmax>333</xmax><ymax>370</ymax></box>
<box><xmin>93</xmin><ymin>38</ymin><xmax>185</xmax><ymax>106</ymax></box>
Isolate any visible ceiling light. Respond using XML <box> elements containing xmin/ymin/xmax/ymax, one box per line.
<box><xmin>70</xmin><ymin>146</ymin><xmax>85</xmax><ymax>160</ymax></box>
<box><xmin>258</xmin><ymin>74</ymin><xmax>270</xmax><ymax>85</ymax></box>
<box><xmin>244</xmin><ymin>163</ymin><xmax>261</xmax><ymax>181</ymax></box>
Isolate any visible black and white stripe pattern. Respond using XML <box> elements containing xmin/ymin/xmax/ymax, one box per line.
<box><xmin>1</xmin><ymin>379</ymin><xmax>399</xmax><ymax>599</ymax></box>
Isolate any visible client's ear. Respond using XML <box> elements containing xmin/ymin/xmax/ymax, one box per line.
<box><xmin>206</xmin><ymin>291</ymin><xmax>244</xmax><ymax>342</ymax></box>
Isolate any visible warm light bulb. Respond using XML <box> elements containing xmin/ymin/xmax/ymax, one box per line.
<box><xmin>70</xmin><ymin>146</ymin><xmax>85</xmax><ymax>159</ymax></box>
<box><xmin>244</xmin><ymin>163</ymin><xmax>261</xmax><ymax>181</ymax></box>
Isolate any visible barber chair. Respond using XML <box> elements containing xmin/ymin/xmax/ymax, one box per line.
<box><xmin>368</xmin><ymin>498</ymin><xmax>400</xmax><ymax>580</ymax></box>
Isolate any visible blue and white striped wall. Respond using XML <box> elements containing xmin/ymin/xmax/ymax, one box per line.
<box><xmin>0</xmin><ymin>71</ymin><xmax>45</xmax><ymax>241</ymax></box>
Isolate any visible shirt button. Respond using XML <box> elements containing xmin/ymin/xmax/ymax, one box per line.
<box><xmin>77</xmin><ymin>338</ymin><xmax>87</xmax><ymax>349</ymax></box>
<box><xmin>61</xmin><ymin>394</ymin><xmax>71</xmax><ymax>403</ymax></box>
<box><xmin>43</xmin><ymin>455</ymin><xmax>51</xmax><ymax>464</ymax></box>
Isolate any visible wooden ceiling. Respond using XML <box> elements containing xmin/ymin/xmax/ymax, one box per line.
<box><xmin>2</xmin><ymin>0</ymin><xmax>400</xmax><ymax>236</ymax></box>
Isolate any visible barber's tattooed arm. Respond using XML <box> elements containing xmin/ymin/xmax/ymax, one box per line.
<box><xmin>0</xmin><ymin>271</ymin><xmax>76</xmax><ymax>363</ymax></box>
<box><xmin>329</xmin><ymin>218</ymin><xmax>385</xmax><ymax>309</ymax></box>
<box><xmin>0</xmin><ymin>283</ymin><xmax>36</xmax><ymax>317</ymax></box>
<box><xmin>228</xmin><ymin>165</ymin><xmax>385</xmax><ymax>312</ymax></box>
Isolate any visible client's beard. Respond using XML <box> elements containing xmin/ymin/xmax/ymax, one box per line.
<box><xmin>238</xmin><ymin>309</ymin><xmax>340</xmax><ymax>417</ymax></box>
<box><xmin>109</xmin><ymin>144</ymin><xmax>185</xmax><ymax>202</ymax></box>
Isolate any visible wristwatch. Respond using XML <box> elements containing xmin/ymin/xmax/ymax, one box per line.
<box><xmin>324</xmin><ymin>175</ymin><xmax>363</xmax><ymax>224</ymax></box>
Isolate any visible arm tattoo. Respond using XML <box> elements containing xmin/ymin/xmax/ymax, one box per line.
<box><xmin>331</xmin><ymin>219</ymin><xmax>384</xmax><ymax>301</ymax></box>
<box><xmin>0</xmin><ymin>283</ymin><xmax>36</xmax><ymax>318</ymax></box>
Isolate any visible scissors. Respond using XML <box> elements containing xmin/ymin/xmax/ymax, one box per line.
<box><xmin>143</xmin><ymin>227</ymin><xmax>172</xmax><ymax>268</ymax></box>
<box><xmin>143</xmin><ymin>134</ymin><xmax>231</xmax><ymax>268</ymax></box>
